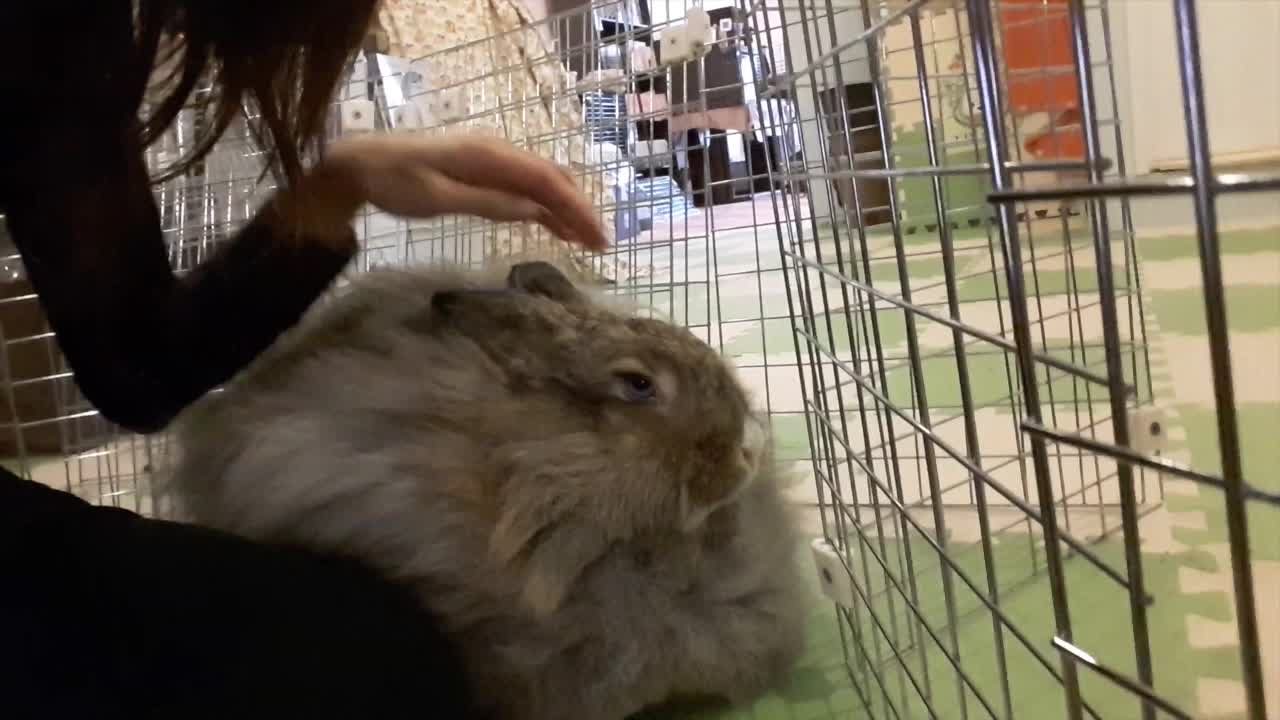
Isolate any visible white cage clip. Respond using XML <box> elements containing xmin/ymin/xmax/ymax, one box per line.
<box><xmin>339</xmin><ymin>99</ymin><xmax>377</xmax><ymax>133</ymax></box>
<box><xmin>390</xmin><ymin>102</ymin><xmax>423</xmax><ymax>130</ymax></box>
<box><xmin>659</xmin><ymin>8</ymin><xmax>714</xmax><ymax>65</ymax></box>
<box><xmin>1128</xmin><ymin>406</ymin><xmax>1171</xmax><ymax>457</ymax></box>
<box><xmin>424</xmin><ymin>87</ymin><xmax>468</xmax><ymax>126</ymax></box>
<box><xmin>810</xmin><ymin>538</ymin><xmax>856</xmax><ymax>609</ymax></box>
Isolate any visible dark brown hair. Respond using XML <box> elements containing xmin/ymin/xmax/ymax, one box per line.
<box><xmin>134</xmin><ymin>0</ymin><xmax>382</xmax><ymax>184</ymax></box>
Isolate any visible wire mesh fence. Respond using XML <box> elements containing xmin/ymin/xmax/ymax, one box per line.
<box><xmin>752</xmin><ymin>1</ymin><xmax>1276</xmax><ymax>718</ymax></box>
<box><xmin>0</xmin><ymin>1</ymin><xmax>1275</xmax><ymax>718</ymax></box>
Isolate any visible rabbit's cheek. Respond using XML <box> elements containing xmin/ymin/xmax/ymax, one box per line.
<box><xmin>681</xmin><ymin>464</ymin><xmax>753</xmax><ymax>532</ymax></box>
<box><xmin>616</xmin><ymin>431</ymin><xmax>643</xmax><ymax>453</ymax></box>
<box><xmin>738</xmin><ymin>415</ymin><xmax>768</xmax><ymax>485</ymax></box>
<box><xmin>732</xmin><ymin>454</ymin><xmax>754</xmax><ymax>491</ymax></box>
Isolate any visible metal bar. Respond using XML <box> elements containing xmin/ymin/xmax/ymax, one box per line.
<box><xmin>814</xmin><ymin>463</ymin><xmax>1000</xmax><ymax>720</ymax></box>
<box><xmin>1065</xmin><ymin>3</ymin><xmax>1156</xmax><ymax>717</ymax></box>
<box><xmin>1023</xmin><ymin>421</ymin><xmax>1280</xmax><ymax>506</ymax></box>
<box><xmin>963</xmin><ymin>1</ymin><xmax>1086</xmax><ymax>717</ymax></box>
<box><xmin>1052</xmin><ymin>639</ymin><xmax>1194</xmax><ymax>720</ymax></box>
<box><xmin>929</xmin><ymin>0</ymin><xmax>1013</xmax><ymax>697</ymax></box>
<box><xmin>784</xmin><ymin>249</ymin><xmax>1123</xmax><ymax>391</ymax></box>
<box><xmin>832</xmin><ymin>3</ymin><xmax>935</xmax><ymax>709</ymax></box>
<box><xmin>779</xmin><ymin>157</ymin><xmax>1112</xmax><ymax>182</ymax></box>
<box><xmin>1171</xmin><ymin>0</ymin><xmax>1268</xmax><ymax>716</ymax></box>
<box><xmin>808</xmin><ymin>409</ymin><xmax>1106</xmax><ymax>720</ymax></box>
<box><xmin>950</xmin><ymin>2</ymin><xmax>1044</xmax><ymax>571</ymax></box>
<box><xmin>903</xmin><ymin>12</ymin><xmax>981</xmax><ymax>717</ymax></box>
<box><xmin>989</xmin><ymin>172</ymin><xmax>1280</xmax><ymax>201</ymax></box>
<box><xmin>772</xmin><ymin>0</ymin><xmax>933</xmax><ymax>87</ymax></box>
<box><xmin>771</xmin><ymin>0</ymin><xmax>905</xmax><ymax>707</ymax></box>
<box><xmin>843</xmin><ymin>353</ymin><xmax>1141</xmax><ymax>479</ymax></box>
<box><xmin>795</xmin><ymin>326</ymin><xmax>1152</xmax><ymax>601</ymax></box>
<box><xmin>834</xmin><ymin>604</ymin><xmax>914</xmax><ymax>720</ymax></box>
<box><xmin>1058</xmin><ymin>214</ymin><xmax>1112</xmax><ymax>535</ymax></box>
<box><xmin>855</xmin><ymin>2</ymin><xmax>954</xmax><ymax>708</ymax></box>
<box><xmin>1095</xmin><ymin>0</ymin><xmax>1158</xmax><ymax>418</ymax></box>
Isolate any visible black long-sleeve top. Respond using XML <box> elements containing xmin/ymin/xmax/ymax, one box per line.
<box><xmin>0</xmin><ymin>2</ymin><xmax>356</xmax><ymax>434</ymax></box>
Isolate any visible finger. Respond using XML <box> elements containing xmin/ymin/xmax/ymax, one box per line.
<box><xmin>425</xmin><ymin>173</ymin><xmax>545</xmax><ymax>224</ymax></box>
<box><xmin>425</xmin><ymin>173</ymin><xmax>593</xmax><ymax>250</ymax></box>
<box><xmin>548</xmin><ymin>166</ymin><xmax>607</xmax><ymax>243</ymax></box>
<box><xmin>476</xmin><ymin>151</ymin><xmax>604</xmax><ymax>251</ymax></box>
<box><xmin>554</xmin><ymin>163</ymin><xmax>577</xmax><ymax>187</ymax></box>
<box><xmin>413</xmin><ymin>138</ymin><xmax>606</xmax><ymax>251</ymax></box>
<box><xmin>532</xmin><ymin>208</ymin><xmax>585</xmax><ymax>249</ymax></box>
<box><xmin>433</xmin><ymin>140</ymin><xmax>607</xmax><ymax>251</ymax></box>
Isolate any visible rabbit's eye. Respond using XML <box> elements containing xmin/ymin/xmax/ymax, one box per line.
<box><xmin>615</xmin><ymin>372</ymin><xmax>657</xmax><ymax>402</ymax></box>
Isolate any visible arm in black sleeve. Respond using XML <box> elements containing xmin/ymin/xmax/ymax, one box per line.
<box><xmin>1</xmin><ymin>123</ymin><xmax>356</xmax><ymax>434</ymax></box>
<box><xmin>0</xmin><ymin>6</ymin><xmax>357</xmax><ymax>433</ymax></box>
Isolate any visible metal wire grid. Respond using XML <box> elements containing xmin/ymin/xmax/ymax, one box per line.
<box><xmin>373</xmin><ymin>0</ymin><xmax>831</xmax><ymax>478</ymax></box>
<box><xmin>0</xmin><ymin>243</ymin><xmax>158</xmax><ymax>512</ymax></box>
<box><xmin>0</xmin><ymin>1</ymin><xmax>1273</xmax><ymax>717</ymax></box>
<box><xmin>0</xmin><ymin>0</ymin><xmax>819</xmax><ymax>508</ymax></box>
<box><xmin>752</xmin><ymin>0</ymin><xmax>1277</xmax><ymax>718</ymax></box>
<box><xmin>0</xmin><ymin>98</ymin><xmax>270</xmax><ymax>516</ymax></box>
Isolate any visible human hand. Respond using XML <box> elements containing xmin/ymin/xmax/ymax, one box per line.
<box><xmin>323</xmin><ymin>135</ymin><xmax>607</xmax><ymax>251</ymax></box>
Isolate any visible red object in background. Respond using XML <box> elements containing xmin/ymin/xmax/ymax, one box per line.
<box><xmin>1000</xmin><ymin>0</ymin><xmax>1085</xmax><ymax>160</ymax></box>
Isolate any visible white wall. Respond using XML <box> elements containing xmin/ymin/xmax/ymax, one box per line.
<box><xmin>1115</xmin><ymin>0</ymin><xmax>1280</xmax><ymax>173</ymax></box>
<box><xmin>1111</xmin><ymin>0</ymin><xmax>1280</xmax><ymax>233</ymax></box>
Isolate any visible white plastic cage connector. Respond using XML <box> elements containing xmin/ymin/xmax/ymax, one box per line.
<box><xmin>658</xmin><ymin>7</ymin><xmax>714</xmax><ymax>66</ymax></box>
<box><xmin>339</xmin><ymin>99</ymin><xmax>377</xmax><ymax>133</ymax></box>
<box><xmin>1128</xmin><ymin>406</ymin><xmax>1172</xmax><ymax>457</ymax></box>
<box><xmin>390</xmin><ymin>102</ymin><xmax>423</xmax><ymax>130</ymax></box>
<box><xmin>810</xmin><ymin>538</ymin><xmax>855</xmax><ymax>609</ymax></box>
<box><xmin>423</xmin><ymin>87</ymin><xmax>468</xmax><ymax>127</ymax></box>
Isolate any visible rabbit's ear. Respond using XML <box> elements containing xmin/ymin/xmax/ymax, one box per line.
<box><xmin>507</xmin><ymin>261</ymin><xmax>583</xmax><ymax>305</ymax></box>
<box><xmin>492</xmin><ymin>500</ymin><xmax>609</xmax><ymax>617</ymax></box>
<box><xmin>400</xmin><ymin>289</ymin><xmax>519</xmax><ymax>335</ymax></box>
<box><xmin>491</xmin><ymin>437</ymin><xmax>615</xmax><ymax>616</ymax></box>
<box><xmin>518</xmin><ymin>523</ymin><xmax>611</xmax><ymax>617</ymax></box>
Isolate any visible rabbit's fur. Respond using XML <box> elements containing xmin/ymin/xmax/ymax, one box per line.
<box><xmin>166</xmin><ymin>260</ymin><xmax>807</xmax><ymax>720</ymax></box>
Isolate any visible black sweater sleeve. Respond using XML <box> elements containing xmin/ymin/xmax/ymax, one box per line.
<box><xmin>0</xmin><ymin>4</ymin><xmax>356</xmax><ymax>434</ymax></box>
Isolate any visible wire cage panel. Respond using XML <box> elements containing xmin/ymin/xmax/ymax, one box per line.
<box><xmin>752</xmin><ymin>1</ymin><xmax>1276</xmax><ymax>719</ymax></box>
<box><xmin>0</xmin><ymin>0</ymin><xmax>1275</xmax><ymax>719</ymax></box>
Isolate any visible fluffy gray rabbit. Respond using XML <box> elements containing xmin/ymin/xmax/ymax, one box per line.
<box><xmin>166</xmin><ymin>260</ymin><xmax>807</xmax><ymax>720</ymax></box>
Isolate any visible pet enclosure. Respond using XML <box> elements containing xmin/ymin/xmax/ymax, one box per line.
<box><xmin>0</xmin><ymin>0</ymin><xmax>1275</xmax><ymax>718</ymax></box>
